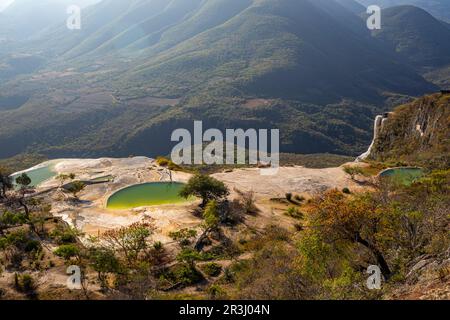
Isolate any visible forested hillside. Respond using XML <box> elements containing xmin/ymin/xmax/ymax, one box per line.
<box><xmin>0</xmin><ymin>0</ymin><xmax>448</xmax><ymax>161</ymax></box>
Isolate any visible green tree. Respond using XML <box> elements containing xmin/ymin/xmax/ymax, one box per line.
<box><xmin>11</xmin><ymin>173</ymin><xmax>33</xmax><ymax>219</ymax></box>
<box><xmin>100</xmin><ymin>222</ymin><xmax>154</xmax><ymax>266</ymax></box>
<box><xmin>0</xmin><ymin>211</ymin><xmax>26</xmax><ymax>235</ymax></box>
<box><xmin>305</xmin><ymin>190</ymin><xmax>392</xmax><ymax>278</ymax></box>
<box><xmin>176</xmin><ymin>248</ymin><xmax>203</xmax><ymax>269</ymax></box>
<box><xmin>179</xmin><ymin>174</ymin><xmax>229</xmax><ymax>207</ymax></box>
<box><xmin>54</xmin><ymin>244</ymin><xmax>81</xmax><ymax>262</ymax></box>
<box><xmin>15</xmin><ymin>173</ymin><xmax>31</xmax><ymax>189</ymax></box>
<box><xmin>201</xmin><ymin>262</ymin><xmax>222</xmax><ymax>277</ymax></box>
<box><xmin>89</xmin><ymin>247</ymin><xmax>122</xmax><ymax>291</ymax></box>
<box><xmin>169</xmin><ymin>228</ymin><xmax>197</xmax><ymax>247</ymax></box>
<box><xmin>203</xmin><ymin>200</ymin><xmax>220</xmax><ymax>230</ymax></box>
<box><xmin>0</xmin><ymin>166</ymin><xmax>13</xmax><ymax>199</ymax></box>
<box><xmin>56</xmin><ymin>173</ymin><xmax>76</xmax><ymax>187</ymax></box>
<box><xmin>50</xmin><ymin>225</ymin><xmax>82</xmax><ymax>245</ymax></box>
<box><xmin>66</xmin><ymin>181</ymin><xmax>86</xmax><ymax>200</ymax></box>
<box><xmin>14</xmin><ymin>273</ymin><xmax>37</xmax><ymax>298</ymax></box>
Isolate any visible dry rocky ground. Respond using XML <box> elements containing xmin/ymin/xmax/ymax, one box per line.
<box><xmin>17</xmin><ymin>157</ymin><xmax>360</xmax><ymax>241</ymax></box>
<box><xmin>5</xmin><ymin>157</ymin><xmax>445</xmax><ymax>300</ymax></box>
<box><xmin>1</xmin><ymin>157</ymin><xmax>361</xmax><ymax>299</ymax></box>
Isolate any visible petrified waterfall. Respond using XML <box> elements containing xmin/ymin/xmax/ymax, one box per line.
<box><xmin>356</xmin><ymin>114</ymin><xmax>386</xmax><ymax>162</ymax></box>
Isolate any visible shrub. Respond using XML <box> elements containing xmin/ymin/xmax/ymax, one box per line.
<box><xmin>65</xmin><ymin>181</ymin><xmax>86</xmax><ymax>199</ymax></box>
<box><xmin>172</xmin><ymin>263</ymin><xmax>204</xmax><ymax>285</ymax></box>
<box><xmin>156</xmin><ymin>157</ymin><xmax>170</xmax><ymax>167</ymax></box>
<box><xmin>156</xmin><ymin>157</ymin><xmax>181</xmax><ymax>171</ymax></box>
<box><xmin>438</xmin><ymin>266</ymin><xmax>450</xmax><ymax>282</ymax></box>
<box><xmin>342</xmin><ymin>187</ymin><xmax>351</xmax><ymax>194</ymax></box>
<box><xmin>236</xmin><ymin>190</ymin><xmax>258</xmax><ymax>214</ymax></box>
<box><xmin>14</xmin><ymin>273</ymin><xmax>37</xmax><ymax>294</ymax></box>
<box><xmin>169</xmin><ymin>229</ymin><xmax>197</xmax><ymax>247</ymax></box>
<box><xmin>89</xmin><ymin>248</ymin><xmax>122</xmax><ymax>290</ymax></box>
<box><xmin>207</xmin><ymin>284</ymin><xmax>226</xmax><ymax>299</ymax></box>
<box><xmin>201</xmin><ymin>263</ymin><xmax>222</xmax><ymax>277</ymax></box>
<box><xmin>50</xmin><ymin>226</ymin><xmax>79</xmax><ymax>244</ymax></box>
<box><xmin>56</xmin><ymin>173</ymin><xmax>76</xmax><ymax>186</ymax></box>
<box><xmin>100</xmin><ymin>222</ymin><xmax>153</xmax><ymax>265</ymax></box>
<box><xmin>0</xmin><ymin>230</ymin><xmax>29</xmax><ymax>251</ymax></box>
<box><xmin>153</xmin><ymin>241</ymin><xmax>163</xmax><ymax>251</ymax></box>
<box><xmin>54</xmin><ymin>244</ymin><xmax>80</xmax><ymax>261</ymax></box>
<box><xmin>343</xmin><ymin>166</ymin><xmax>367</xmax><ymax>180</ymax></box>
<box><xmin>203</xmin><ymin>200</ymin><xmax>220</xmax><ymax>229</ymax></box>
<box><xmin>59</xmin><ymin>232</ymin><xmax>77</xmax><ymax>244</ymax></box>
<box><xmin>24</xmin><ymin>240</ymin><xmax>41</xmax><ymax>253</ymax></box>
<box><xmin>285</xmin><ymin>207</ymin><xmax>304</xmax><ymax>219</ymax></box>
<box><xmin>222</xmin><ymin>267</ymin><xmax>234</xmax><ymax>283</ymax></box>
<box><xmin>176</xmin><ymin>248</ymin><xmax>203</xmax><ymax>266</ymax></box>
<box><xmin>0</xmin><ymin>211</ymin><xmax>27</xmax><ymax>231</ymax></box>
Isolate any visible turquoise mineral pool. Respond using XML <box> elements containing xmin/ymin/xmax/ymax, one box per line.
<box><xmin>11</xmin><ymin>165</ymin><xmax>56</xmax><ymax>188</ymax></box>
<box><xmin>106</xmin><ymin>182</ymin><xmax>191</xmax><ymax>209</ymax></box>
<box><xmin>379</xmin><ymin>167</ymin><xmax>424</xmax><ymax>186</ymax></box>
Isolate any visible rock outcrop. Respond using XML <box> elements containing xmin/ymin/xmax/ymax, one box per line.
<box><xmin>366</xmin><ymin>93</ymin><xmax>450</xmax><ymax>168</ymax></box>
<box><xmin>387</xmin><ymin>250</ymin><xmax>450</xmax><ymax>300</ymax></box>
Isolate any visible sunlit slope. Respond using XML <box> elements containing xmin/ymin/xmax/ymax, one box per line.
<box><xmin>357</xmin><ymin>0</ymin><xmax>450</xmax><ymax>22</ymax></box>
<box><xmin>372</xmin><ymin>5</ymin><xmax>450</xmax><ymax>68</ymax></box>
<box><xmin>118</xmin><ymin>0</ymin><xmax>434</xmax><ymax>102</ymax></box>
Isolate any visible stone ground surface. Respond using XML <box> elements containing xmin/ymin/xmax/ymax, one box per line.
<box><xmin>212</xmin><ymin>166</ymin><xmax>357</xmax><ymax>199</ymax></box>
<box><xmin>28</xmin><ymin>157</ymin><xmax>199</xmax><ymax>244</ymax></box>
<box><xmin>21</xmin><ymin>157</ymin><xmax>360</xmax><ymax>244</ymax></box>
<box><xmin>7</xmin><ymin>158</ymin><xmax>446</xmax><ymax>300</ymax></box>
<box><xmin>387</xmin><ymin>250</ymin><xmax>450</xmax><ymax>300</ymax></box>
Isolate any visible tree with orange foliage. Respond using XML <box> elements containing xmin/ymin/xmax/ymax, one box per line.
<box><xmin>100</xmin><ymin>222</ymin><xmax>155</xmax><ymax>266</ymax></box>
<box><xmin>307</xmin><ymin>189</ymin><xmax>392</xmax><ymax>278</ymax></box>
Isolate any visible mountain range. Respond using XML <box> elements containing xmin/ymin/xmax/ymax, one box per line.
<box><xmin>357</xmin><ymin>0</ymin><xmax>450</xmax><ymax>22</ymax></box>
<box><xmin>0</xmin><ymin>0</ymin><xmax>449</xmax><ymax>161</ymax></box>
<box><xmin>372</xmin><ymin>5</ymin><xmax>450</xmax><ymax>69</ymax></box>
<box><xmin>0</xmin><ymin>0</ymin><xmax>100</xmax><ymax>39</ymax></box>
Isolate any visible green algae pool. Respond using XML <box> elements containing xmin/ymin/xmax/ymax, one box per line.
<box><xmin>106</xmin><ymin>182</ymin><xmax>191</xmax><ymax>209</ymax></box>
<box><xmin>11</xmin><ymin>165</ymin><xmax>56</xmax><ymax>188</ymax></box>
<box><xmin>379</xmin><ymin>167</ymin><xmax>424</xmax><ymax>186</ymax></box>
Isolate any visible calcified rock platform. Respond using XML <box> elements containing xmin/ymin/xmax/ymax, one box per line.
<box><xmin>25</xmin><ymin>157</ymin><xmax>358</xmax><ymax>242</ymax></box>
<box><xmin>31</xmin><ymin>157</ymin><xmax>200</xmax><ymax>244</ymax></box>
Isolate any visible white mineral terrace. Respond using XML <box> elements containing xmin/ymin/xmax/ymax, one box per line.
<box><xmin>24</xmin><ymin>157</ymin><xmax>359</xmax><ymax>244</ymax></box>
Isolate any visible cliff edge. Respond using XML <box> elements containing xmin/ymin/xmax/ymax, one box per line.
<box><xmin>369</xmin><ymin>92</ymin><xmax>450</xmax><ymax>168</ymax></box>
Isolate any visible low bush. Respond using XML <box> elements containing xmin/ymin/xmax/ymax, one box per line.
<box><xmin>201</xmin><ymin>263</ymin><xmax>222</xmax><ymax>277</ymax></box>
<box><xmin>24</xmin><ymin>240</ymin><xmax>41</xmax><ymax>253</ymax></box>
<box><xmin>342</xmin><ymin>187</ymin><xmax>351</xmax><ymax>194</ymax></box>
<box><xmin>207</xmin><ymin>284</ymin><xmax>227</xmax><ymax>299</ymax></box>
<box><xmin>285</xmin><ymin>207</ymin><xmax>304</xmax><ymax>219</ymax></box>
<box><xmin>172</xmin><ymin>263</ymin><xmax>204</xmax><ymax>285</ymax></box>
<box><xmin>14</xmin><ymin>273</ymin><xmax>37</xmax><ymax>295</ymax></box>
<box><xmin>54</xmin><ymin>244</ymin><xmax>80</xmax><ymax>261</ymax></box>
<box><xmin>50</xmin><ymin>226</ymin><xmax>79</xmax><ymax>245</ymax></box>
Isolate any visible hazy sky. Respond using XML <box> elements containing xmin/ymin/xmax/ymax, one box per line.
<box><xmin>0</xmin><ymin>0</ymin><xmax>14</xmax><ymax>12</ymax></box>
<box><xmin>0</xmin><ymin>0</ymin><xmax>101</xmax><ymax>12</ymax></box>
